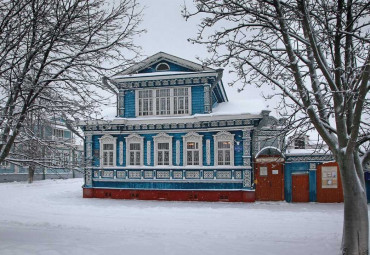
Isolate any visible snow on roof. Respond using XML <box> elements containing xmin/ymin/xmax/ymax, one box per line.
<box><xmin>114</xmin><ymin>52</ymin><xmax>214</xmax><ymax>76</ymax></box>
<box><xmin>212</xmin><ymin>100</ymin><xmax>263</xmax><ymax>115</ymax></box>
<box><xmin>285</xmin><ymin>148</ymin><xmax>329</xmax><ymax>155</ymax></box>
<box><xmin>97</xmin><ymin>100</ymin><xmax>265</xmax><ymax>124</ymax></box>
<box><xmin>113</xmin><ymin>70</ymin><xmax>216</xmax><ymax>80</ymax></box>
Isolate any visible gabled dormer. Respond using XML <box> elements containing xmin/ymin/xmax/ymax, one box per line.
<box><xmin>111</xmin><ymin>52</ymin><xmax>228</xmax><ymax>118</ymax></box>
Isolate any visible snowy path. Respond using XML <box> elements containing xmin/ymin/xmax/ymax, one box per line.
<box><xmin>0</xmin><ymin>179</ymin><xmax>358</xmax><ymax>255</ymax></box>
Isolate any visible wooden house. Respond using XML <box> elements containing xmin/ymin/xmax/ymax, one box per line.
<box><xmin>79</xmin><ymin>52</ymin><xmax>281</xmax><ymax>202</ymax></box>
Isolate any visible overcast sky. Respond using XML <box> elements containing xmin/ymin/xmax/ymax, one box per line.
<box><xmin>102</xmin><ymin>0</ymin><xmax>273</xmax><ymax>118</ymax></box>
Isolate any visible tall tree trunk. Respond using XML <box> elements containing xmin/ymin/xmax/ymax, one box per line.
<box><xmin>28</xmin><ymin>165</ymin><xmax>35</xmax><ymax>184</ymax></box>
<box><xmin>339</xmin><ymin>153</ymin><xmax>369</xmax><ymax>255</ymax></box>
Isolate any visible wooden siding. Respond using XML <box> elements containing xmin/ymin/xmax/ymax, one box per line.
<box><xmin>92</xmin><ymin>135</ymin><xmax>101</xmax><ymax>167</ymax></box>
<box><xmin>124</xmin><ymin>90</ymin><xmax>135</xmax><ymax>118</ymax></box>
<box><xmin>191</xmin><ymin>86</ymin><xmax>204</xmax><ymax>114</ymax></box>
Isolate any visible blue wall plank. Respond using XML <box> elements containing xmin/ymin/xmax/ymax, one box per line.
<box><xmin>124</xmin><ymin>90</ymin><xmax>135</xmax><ymax>118</ymax></box>
<box><xmin>64</xmin><ymin>130</ymin><xmax>71</xmax><ymax>139</ymax></box>
<box><xmin>233</xmin><ymin>131</ymin><xmax>243</xmax><ymax>166</ymax></box>
<box><xmin>309</xmin><ymin>170</ymin><xmax>317</xmax><ymax>202</ymax></box>
<box><xmin>191</xmin><ymin>86</ymin><xmax>205</xmax><ymax>114</ymax></box>
<box><xmin>92</xmin><ymin>135</ymin><xmax>102</xmax><ymax>167</ymax></box>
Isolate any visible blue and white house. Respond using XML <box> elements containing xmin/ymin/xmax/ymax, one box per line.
<box><xmin>80</xmin><ymin>52</ymin><xmax>279</xmax><ymax>202</ymax></box>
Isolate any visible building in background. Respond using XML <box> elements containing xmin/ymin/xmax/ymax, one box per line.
<box><xmin>0</xmin><ymin>118</ymin><xmax>83</xmax><ymax>182</ymax></box>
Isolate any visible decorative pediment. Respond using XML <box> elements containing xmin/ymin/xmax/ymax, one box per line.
<box><xmin>125</xmin><ymin>133</ymin><xmax>143</xmax><ymax>143</ymax></box>
<box><xmin>183</xmin><ymin>132</ymin><xmax>203</xmax><ymax>142</ymax></box>
<box><xmin>99</xmin><ymin>134</ymin><xmax>116</xmax><ymax>143</ymax></box>
<box><xmin>213</xmin><ymin>131</ymin><xmax>234</xmax><ymax>140</ymax></box>
<box><xmin>153</xmin><ymin>132</ymin><xmax>172</xmax><ymax>142</ymax></box>
<box><xmin>113</xmin><ymin>52</ymin><xmax>215</xmax><ymax>76</ymax></box>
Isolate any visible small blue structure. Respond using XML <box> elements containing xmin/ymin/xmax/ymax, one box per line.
<box><xmin>284</xmin><ymin>151</ymin><xmax>334</xmax><ymax>202</ymax></box>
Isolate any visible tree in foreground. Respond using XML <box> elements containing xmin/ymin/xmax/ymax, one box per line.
<box><xmin>0</xmin><ymin>0</ymin><xmax>143</xmax><ymax>168</ymax></box>
<box><xmin>184</xmin><ymin>0</ymin><xmax>369</xmax><ymax>254</ymax></box>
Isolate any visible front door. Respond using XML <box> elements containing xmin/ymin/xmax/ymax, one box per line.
<box><xmin>255</xmin><ymin>159</ymin><xmax>284</xmax><ymax>201</ymax></box>
<box><xmin>292</xmin><ymin>173</ymin><xmax>309</xmax><ymax>202</ymax></box>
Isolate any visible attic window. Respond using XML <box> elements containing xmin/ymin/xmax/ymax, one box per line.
<box><xmin>294</xmin><ymin>138</ymin><xmax>305</xmax><ymax>149</ymax></box>
<box><xmin>156</xmin><ymin>63</ymin><xmax>170</xmax><ymax>71</ymax></box>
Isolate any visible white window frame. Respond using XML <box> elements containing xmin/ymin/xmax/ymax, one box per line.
<box><xmin>155</xmin><ymin>88</ymin><xmax>171</xmax><ymax>116</ymax></box>
<box><xmin>214</xmin><ymin>131</ymin><xmax>235</xmax><ymax>166</ymax></box>
<box><xmin>53</xmin><ymin>129</ymin><xmax>64</xmax><ymax>138</ymax></box>
<box><xmin>137</xmin><ymin>89</ymin><xmax>153</xmax><ymax>117</ymax></box>
<box><xmin>125</xmin><ymin>134</ymin><xmax>144</xmax><ymax>166</ymax></box>
<box><xmin>99</xmin><ymin>134</ymin><xmax>117</xmax><ymax>168</ymax></box>
<box><xmin>173</xmin><ymin>87</ymin><xmax>190</xmax><ymax>115</ymax></box>
<box><xmin>153</xmin><ymin>133</ymin><xmax>172</xmax><ymax>166</ymax></box>
<box><xmin>135</xmin><ymin>87</ymin><xmax>191</xmax><ymax>117</ymax></box>
<box><xmin>183</xmin><ymin>132</ymin><xmax>203</xmax><ymax>166</ymax></box>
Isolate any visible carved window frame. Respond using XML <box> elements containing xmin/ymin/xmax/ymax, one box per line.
<box><xmin>99</xmin><ymin>134</ymin><xmax>117</xmax><ymax>168</ymax></box>
<box><xmin>153</xmin><ymin>133</ymin><xmax>173</xmax><ymax>166</ymax></box>
<box><xmin>183</xmin><ymin>132</ymin><xmax>203</xmax><ymax>166</ymax></box>
<box><xmin>214</xmin><ymin>131</ymin><xmax>235</xmax><ymax>166</ymax></box>
<box><xmin>125</xmin><ymin>134</ymin><xmax>144</xmax><ymax>166</ymax></box>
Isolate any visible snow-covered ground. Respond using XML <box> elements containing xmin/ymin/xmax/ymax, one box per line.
<box><xmin>0</xmin><ymin>179</ymin><xmax>362</xmax><ymax>255</ymax></box>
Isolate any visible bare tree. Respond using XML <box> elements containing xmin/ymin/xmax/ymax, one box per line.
<box><xmin>0</xmin><ymin>0</ymin><xmax>143</xmax><ymax>165</ymax></box>
<box><xmin>184</xmin><ymin>0</ymin><xmax>370</xmax><ymax>254</ymax></box>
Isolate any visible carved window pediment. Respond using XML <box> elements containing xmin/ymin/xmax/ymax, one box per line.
<box><xmin>213</xmin><ymin>131</ymin><xmax>234</xmax><ymax>141</ymax></box>
<box><xmin>153</xmin><ymin>132</ymin><xmax>172</xmax><ymax>142</ymax></box>
<box><xmin>99</xmin><ymin>134</ymin><xmax>116</xmax><ymax>143</ymax></box>
<box><xmin>125</xmin><ymin>133</ymin><xmax>143</xmax><ymax>143</ymax></box>
<box><xmin>183</xmin><ymin>132</ymin><xmax>203</xmax><ymax>143</ymax></box>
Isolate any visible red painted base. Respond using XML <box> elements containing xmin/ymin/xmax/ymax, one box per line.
<box><xmin>83</xmin><ymin>188</ymin><xmax>255</xmax><ymax>202</ymax></box>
